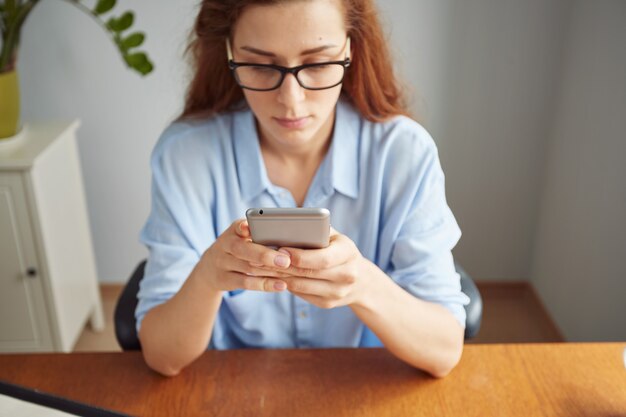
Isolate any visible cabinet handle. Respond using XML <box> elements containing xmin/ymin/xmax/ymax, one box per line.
<box><xmin>26</xmin><ymin>267</ymin><xmax>38</xmax><ymax>278</ymax></box>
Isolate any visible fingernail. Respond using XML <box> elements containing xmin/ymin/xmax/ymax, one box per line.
<box><xmin>274</xmin><ymin>255</ymin><xmax>290</xmax><ymax>267</ymax></box>
<box><xmin>278</xmin><ymin>249</ymin><xmax>290</xmax><ymax>255</ymax></box>
<box><xmin>274</xmin><ymin>281</ymin><xmax>286</xmax><ymax>291</ymax></box>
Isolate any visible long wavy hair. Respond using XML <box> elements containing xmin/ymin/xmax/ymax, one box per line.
<box><xmin>178</xmin><ymin>0</ymin><xmax>409</xmax><ymax>122</ymax></box>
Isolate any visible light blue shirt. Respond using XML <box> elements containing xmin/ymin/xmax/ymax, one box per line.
<box><xmin>137</xmin><ymin>97</ymin><xmax>469</xmax><ymax>349</ymax></box>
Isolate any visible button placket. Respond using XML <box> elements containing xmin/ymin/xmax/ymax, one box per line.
<box><xmin>293</xmin><ymin>297</ymin><xmax>312</xmax><ymax>347</ymax></box>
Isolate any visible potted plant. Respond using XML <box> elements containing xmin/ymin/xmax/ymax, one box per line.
<box><xmin>0</xmin><ymin>0</ymin><xmax>154</xmax><ymax>139</ymax></box>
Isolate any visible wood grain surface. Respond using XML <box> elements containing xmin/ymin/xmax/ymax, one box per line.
<box><xmin>0</xmin><ymin>343</ymin><xmax>624</xmax><ymax>416</ymax></box>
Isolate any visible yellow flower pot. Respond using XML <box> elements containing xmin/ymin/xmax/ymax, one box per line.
<box><xmin>0</xmin><ymin>70</ymin><xmax>20</xmax><ymax>139</ymax></box>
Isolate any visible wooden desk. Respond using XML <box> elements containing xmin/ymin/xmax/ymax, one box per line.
<box><xmin>0</xmin><ymin>343</ymin><xmax>624</xmax><ymax>416</ymax></box>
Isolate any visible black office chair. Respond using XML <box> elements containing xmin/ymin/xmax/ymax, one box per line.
<box><xmin>115</xmin><ymin>259</ymin><xmax>482</xmax><ymax>350</ymax></box>
<box><xmin>114</xmin><ymin>260</ymin><xmax>146</xmax><ymax>351</ymax></box>
<box><xmin>455</xmin><ymin>261</ymin><xmax>482</xmax><ymax>339</ymax></box>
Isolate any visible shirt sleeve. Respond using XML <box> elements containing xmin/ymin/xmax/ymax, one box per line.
<box><xmin>135</xmin><ymin>127</ymin><xmax>217</xmax><ymax>333</ymax></box>
<box><xmin>384</xmin><ymin>127</ymin><xmax>470</xmax><ymax>328</ymax></box>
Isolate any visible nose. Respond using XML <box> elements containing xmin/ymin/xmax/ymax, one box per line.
<box><xmin>276</xmin><ymin>72</ymin><xmax>305</xmax><ymax>106</ymax></box>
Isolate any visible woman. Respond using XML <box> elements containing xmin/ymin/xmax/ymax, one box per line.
<box><xmin>137</xmin><ymin>0</ymin><xmax>469</xmax><ymax>378</ymax></box>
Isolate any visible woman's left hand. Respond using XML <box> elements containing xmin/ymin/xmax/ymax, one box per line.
<box><xmin>274</xmin><ymin>228</ymin><xmax>373</xmax><ymax>309</ymax></box>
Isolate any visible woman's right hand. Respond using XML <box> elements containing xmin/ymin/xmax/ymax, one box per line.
<box><xmin>200</xmin><ymin>219</ymin><xmax>291</xmax><ymax>293</ymax></box>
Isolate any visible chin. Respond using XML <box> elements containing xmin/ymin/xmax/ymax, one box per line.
<box><xmin>270</xmin><ymin>123</ymin><xmax>320</xmax><ymax>144</ymax></box>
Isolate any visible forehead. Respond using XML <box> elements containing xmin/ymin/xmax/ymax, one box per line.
<box><xmin>232</xmin><ymin>0</ymin><xmax>346</xmax><ymax>51</ymax></box>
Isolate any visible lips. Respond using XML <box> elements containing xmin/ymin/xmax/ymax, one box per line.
<box><xmin>274</xmin><ymin>116</ymin><xmax>310</xmax><ymax>129</ymax></box>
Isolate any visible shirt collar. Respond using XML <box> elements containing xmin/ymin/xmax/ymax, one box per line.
<box><xmin>232</xmin><ymin>97</ymin><xmax>360</xmax><ymax>203</ymax></box>
<box><xmin>330</xmin><ymin>98</ymin><xmax>360</xmax><ymax>199</ymax></box>
<box><xmin>233</xmin><ymin>107</ymin><xmax>271</xmax><ymax>202</ymax></box>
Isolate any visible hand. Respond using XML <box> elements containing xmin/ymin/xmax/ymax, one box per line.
<box><xmin>200</xmin><ymin>219</ymin><xmax>292</xmax><ymax>293</ymax></box>
<box><xmin>276</xmin><ymin>228</ymin><xmax>371</xmax><ymax>309</ymax></box>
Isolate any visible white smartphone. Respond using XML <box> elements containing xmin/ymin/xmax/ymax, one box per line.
<box><xmin>245</xmin><ymin>208</ymin><xmax>330</xmax><ymax>249</ymax></box>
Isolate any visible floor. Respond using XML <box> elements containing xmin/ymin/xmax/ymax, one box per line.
<box><xmin>74</xmin><ymin>286</ymin><xmax>123</xmax><ymax>352</ymax></box>
<box><xmin>465</xmin><ymin>282</ymin><xmax>563</xmax><ymax>344</ymax></box>
<box><xmin>73</xmin><ymin>281</ymin><xmax>564</xmax><ymax>352</ymax></box>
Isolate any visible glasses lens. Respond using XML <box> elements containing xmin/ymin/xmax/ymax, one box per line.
<box><xmin>297</xmin><ymin>64</ymin><xmax>345</xmax><ymax>89</ymax></box>
<box><xmin>234</xmin><ymin>66</ymin><xmax>282</xmax><ymax>90</ymax></box>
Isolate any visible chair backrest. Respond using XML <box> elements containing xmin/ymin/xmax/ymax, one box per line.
<box><xmin>455</xmin><ymin>262</ymin><xmax>483</xmax><ymax>339</ymax></box>
<box><xmin>114</xmin><ymin>260</ymin><xmax>145</xmax><ymax>350</ymax></box>
<box><xmin>114</xmin><ymin>260</ymin><xmax>483</xmax><ymax>350</ymax></box>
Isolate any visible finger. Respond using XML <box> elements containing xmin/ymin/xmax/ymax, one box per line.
<box><xmin>225</xmin><ymin>255</ymin><xmax>292</xmax><ymax>278</ymax></box>
<box><xmin>280</xmin><ymin>259</ymin><xmax>361</xmax><ymax>283</ymax></box>
<box><xmin>237</xmin><ymin>273</ymin><xmax>287</xmax><ymax>292</ymax></box>
<box><xmin>284</xmin><ymin>276</ymin><xmax>338</xmax><ymax>298</ymax></box>
<box><xmin>225</xmin><ymin>237</ymin><xmax>291</xmax><ymax>269</ymax></box>
<box><xmin>220</xmin><ymin>271</ymin><xmax>286</xmax><ymax>292</ymax></box>
<box><xmin>291</xmin><ymin>291</ymin><xmax>340</xmax><ymax>310</ymax></box>
<box><xmin>247</xmin><ymin>268</ymin><xmax>292</xmax><ymax>279</ymax></box>
<box><xmin>248</xmin><ymin>259</ymin><xmax>324</xmax><ymax>279</ymax></box>
<box><xmin>279</xmin><ymin>234</ymin><xmax>353</xmax><ymax>270</ymax></box>
<box><xmin>280</xmin><ymin>264</ymin><xmax>328</xmax><ymax>280</ymax></box>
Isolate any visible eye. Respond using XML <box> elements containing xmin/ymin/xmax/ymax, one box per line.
<box><xmin>306</xmin><ymin>64</ymin><xmax>331</xmax><ymax>72</ymax></box>
<box><xmin>250</xmin><ymin>66</ymin><xmax>276</xmax><ymax>74</ymax></box>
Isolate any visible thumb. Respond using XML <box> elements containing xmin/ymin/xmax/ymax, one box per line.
<box><xmin>235</xmin><ymin>219</ymin><xmax>251</xmax><ymax>238</ymax></box>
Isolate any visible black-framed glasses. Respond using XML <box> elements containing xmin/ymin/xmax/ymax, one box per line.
<box><xmin>226</xmin><ymin>38</ymin><xmax>351</xmax><ymax>91</ymax></box>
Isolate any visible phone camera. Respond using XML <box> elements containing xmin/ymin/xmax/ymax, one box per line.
<box><xmin>259</xmin><ymin>210</ymin><xmax>264</xmax><ymax>215</ymax></box>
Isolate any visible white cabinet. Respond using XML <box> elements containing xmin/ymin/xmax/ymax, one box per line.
<box><xmin>0</xmin><ymin>121</ymin><xmax>104</xmax><ymax>352</ymax></box>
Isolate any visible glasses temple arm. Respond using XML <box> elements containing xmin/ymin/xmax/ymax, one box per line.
<box><xmin>226</xmin><ymin>38</ymin><xmax>234</xmax><ymax>62</ymax></box>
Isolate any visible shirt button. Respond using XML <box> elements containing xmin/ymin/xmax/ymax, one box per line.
<box><xmin>299</xmin><ymin>311</ymin><xmax>308</xmax><ymax>319</ymax></box>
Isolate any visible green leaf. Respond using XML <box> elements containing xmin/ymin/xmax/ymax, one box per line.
<box><xmin>124</xmin><ymin>51</ymin><xmax>148</xmax><ymax>67</ymax></box>
<box><xmin>106</xmin><ymin>11</ymin><xmax>133</xmax><ymax>32</ymax></box>
<box><xmin>116</xmin><ymin>11</ymin><xmax>134</xmax><ymax>31</ymax></box>
<box><xmin>94</xmin><ymin>0</ymin><xmax>116</xmax><ymax>15</ymax></box>
<box><xmin>135</xmin><ymin>60</ymin><xmax>154</xmax><ymax>76</ymax></box>
<box><xmin>106</xmin><ymin>16</ymin><xmax>119</xmax><ymax>31</ymax></box>
<box><xmin>121</xmin><ymin>32</ymin><xmax>144</xmax><ymax>50</ymax></box>
<box><xmin>123</xmin><ymin>51</ymin><xmax>154</xmax><ymax>75</ymax></box>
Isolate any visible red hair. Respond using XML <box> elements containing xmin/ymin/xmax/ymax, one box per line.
<box><xmin>179</xmin><ymin>0</ymin><xmax>409</xmax><ymax>122</ymax></box>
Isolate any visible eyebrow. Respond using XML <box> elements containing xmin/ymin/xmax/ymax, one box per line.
<box><xmin>239</xmin><ymin>44</ymin><xmax>339</xmax><ymax>57</ymax></box>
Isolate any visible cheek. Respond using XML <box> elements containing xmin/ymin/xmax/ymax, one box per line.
<box><xmin>243</xmin><ymin>91</ymin><xmax>272</xmax><ymax>116</ymax></box>
<box><xmin>310</xmin><ymin>88</ymin><xmax>342</xmax><ymax>120</ymax></box>
<box><xmin>320</xmin><ymin>87</ymin><xmax>342</xmax><ymax>110</ymax></box>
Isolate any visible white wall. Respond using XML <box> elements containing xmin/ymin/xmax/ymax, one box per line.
<box><xmin>375</xmin><ymin>0</ymin><xmax>453</xmax><ymax>135</ymax></box>
<box><xmin>530</xmin><ymin>0</ymin><xmax>626</xmax><ymax>341</ymax></box>
<box><xmin>19</xmin><ymin>0</ymin><xmax>197</xmax><ymax>281</ymax></box>
<box><xmin>389</xmin><ymin>0</ymin><xmax>571</xmax><ymax>280</ymax></box>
